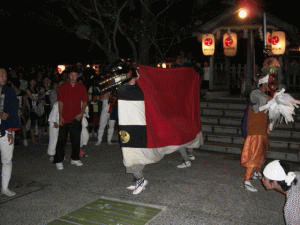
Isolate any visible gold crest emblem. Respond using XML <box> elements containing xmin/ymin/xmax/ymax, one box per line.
<box><xmin>119</xmin><ymin>130</ymin><xmax>130</xmax><ymax>144</ymax></box>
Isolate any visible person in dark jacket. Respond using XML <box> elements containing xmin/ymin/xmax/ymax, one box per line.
<box><xmin>0</xmin><ymin>68</ymin><xmax>20</xmax><ymax>196</ymax></box>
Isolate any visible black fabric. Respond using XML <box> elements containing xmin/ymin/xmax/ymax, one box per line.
<box><xmin>117</xmin><ymin>84</ymin><xmax>144</xmax><ymax>101</ymax></box>
<box><xmin>118</xmin><ymin>125</ymin><xmax>147</xmax><ymax>148</ymax></box>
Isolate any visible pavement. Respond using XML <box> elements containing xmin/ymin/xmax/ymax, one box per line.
<box><xmin>1</xmin><ymin>135</ymin><xmax>299</xmax><ymax>225</ymax></box>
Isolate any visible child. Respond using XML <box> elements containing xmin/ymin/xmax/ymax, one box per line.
<box><xmin>80</xmin><ymin>106</ymin><xmax>89</xmax><ymax>157</ymax></box>
<box><xmin>47</xmin><ymin>102</ymin><xmax>59</xmax><ymax>161</ymax></box>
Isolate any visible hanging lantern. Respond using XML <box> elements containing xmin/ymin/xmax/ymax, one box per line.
<box><xmin>267</xmin><ymin>32</ymin><xmax>273</xmax><ymax>45</ymax></box>
<box><xmin>202</xmin><ymin>34</ymin><xmax>215</xmax><ymax>56</ymax></box>
<box><xmin>57</xmin><ymin>65</ymin><xmax>66</xmax><ymax>74</ymax></box>
<box><xmin>223</xmin><ymin>32</ymin><xmax>237</xmax><ymax>56</ymax></box>
<box><xmin>271</xmin><ymin>31</ymin><xmax>286</xmax><ymax>55</ymax></box>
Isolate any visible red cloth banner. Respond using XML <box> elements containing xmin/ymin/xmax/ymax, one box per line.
<box><xmin>137</xmin><ymin>65</ymin><xmax>202</xmax><ymax>148</ymax></box>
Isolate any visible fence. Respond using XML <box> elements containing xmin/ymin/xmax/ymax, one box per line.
<box><xmin>212</xmin><ymin>64</ymin><xmax>246</xmax><ymax>94</ymax></box>
<box><xmin>212</xmin><ymin>63</ymin><xmax>300</xmax><ymax>93</ymax></box>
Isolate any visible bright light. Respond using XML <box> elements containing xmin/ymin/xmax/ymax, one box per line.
<box><xmin>57</xmin><ymin>65</ymin><xmax>66</xmax><ymax>74</ymax></box>
<box><xmin>238</xmin><ymin>8</ymin><xmax>248</xmax><ymax>19</ymax></box>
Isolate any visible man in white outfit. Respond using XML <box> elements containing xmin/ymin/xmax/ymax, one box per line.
<box><xmin>95</xmin><ymin>92</ymin><xmax>116</xmax><ymax>145</ymax></box>
<box><xmin>0</xmin><ymin>68</ymin><xmax>20</xmax><ymax>197</ymax></box>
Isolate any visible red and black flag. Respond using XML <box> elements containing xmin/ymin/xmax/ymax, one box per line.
<box><xmin>118</xmin><ymin>65</ymin><xmax>202</xmax><ymax>168</ymax></box>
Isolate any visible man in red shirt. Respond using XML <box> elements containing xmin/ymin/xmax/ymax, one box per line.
<box><xmin>53</xmin><ymin>69</ymin><xmax>89</xmax><ymax>170</ymax></box>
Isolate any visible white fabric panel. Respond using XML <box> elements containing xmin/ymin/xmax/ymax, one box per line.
<box><xmin>122</xmin><ymin>132</ymin><xmax>204</xmax><ymax>168</ymax></box>
<box><xmin>118</xmin><ymin>100</ymin><xmax>146</xmax><ymax>126</ymax></box>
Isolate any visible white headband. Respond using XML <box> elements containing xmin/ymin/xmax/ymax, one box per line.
<box><xmin>263</xmin><ymin>160</ymin><xmax>296</xmax><ymax>186</ymax></box>
<box><xmin>258</xmin><ymin>74</ymin><xmax>269</xmax><ymax>87</ymax></box>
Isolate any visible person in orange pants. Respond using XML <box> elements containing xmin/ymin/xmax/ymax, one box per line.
<box><xmin>240</xmin><ymin>74</ymin><xmax>272</xmax><ymax>192</ymax></box>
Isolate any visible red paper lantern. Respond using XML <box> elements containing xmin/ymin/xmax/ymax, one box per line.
<box><xmin>223</xmin><ymin>32</ymin><xmax>237</xmax><ymax>56</ymax></box>
<box><xmin>271</xmin><ymin>31</ymin><xmax>286</xmax><ymax>55</ymax></box>
<box><xmin>267</xmin><ymin>32</ymin><xmax>273</xmax><ymax>45</ymax></box>
<box><xmin>202</xmin><ymin>34</ymin><xmax>215</xmax><ymax>56</ymax></box>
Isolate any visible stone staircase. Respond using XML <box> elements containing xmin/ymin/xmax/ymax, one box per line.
<box><xmin>200</xmin><ymin>95</ymin><xmax>300</xmax><ymax>162</ymax></box>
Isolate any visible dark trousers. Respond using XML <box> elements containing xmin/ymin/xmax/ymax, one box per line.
<box><xmin>53</xmin><ymin>120</ymin><xmax>82</xmax><ymax>163</ymax></box>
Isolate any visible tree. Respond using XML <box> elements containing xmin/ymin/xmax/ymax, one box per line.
<box><xmin>42</xmin><ymin>0</ymin><xmax>195</xmax><ymax>65</ymax></box>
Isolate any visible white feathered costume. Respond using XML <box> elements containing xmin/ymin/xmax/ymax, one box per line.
<box><xmin>259</xmin><ymin>88</ymin><xmax>300</xmax><ymax>129</ymax></box>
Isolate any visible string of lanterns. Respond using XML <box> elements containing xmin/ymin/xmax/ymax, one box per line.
<box><xmin>200</xmin><ymin>31</ymin><xmax>286</xmax><ymax>56</ymax></box>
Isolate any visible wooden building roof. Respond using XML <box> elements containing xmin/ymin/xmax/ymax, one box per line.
<box><xmin>196</xmin><ymin>6</ymin><xmax>300</xmax><ymax>48</ymax></box>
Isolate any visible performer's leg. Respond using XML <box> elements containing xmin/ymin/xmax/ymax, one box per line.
<box><xmin>107</xmin><ymin>120</ymin><xmax>116</xmax><ymax>144</ymax></box>
<box><xmin>187</xmin><ymin>148</ymin><xmax>195</xmax><ymax>160</ymax></box>
<box><xmin>126</xmin><ymin>164</ymin><xmax>148</xmax><ymax>195</ymax></box>
<box><xmin>131</xmin><ymin>165</ymin><xmax>144</xmax><ymax>180</ymax></box>
<box><xmin>177</xmin><ymin>147</ymin><xmax>192</xmax><ymax>168</ymax></box>
<box><xmin>244</xmin><ymin>167</ymin><xmax>258</xmax><ymax>192</ymax></box>
<box><xmin>1</xmin><ymin>133</ymin><xmax>16</xmax><ymax>196</ymax></box>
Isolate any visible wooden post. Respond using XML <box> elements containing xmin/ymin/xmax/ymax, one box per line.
<box><xmin>245</xmin><ymin>29</ymin><xmax>255</xmax><ymax>94</ymax></box>
<box><xmin>209</xmin><ymin>56</ymin><xmax>214</xmax><ymax>90</ymax></box>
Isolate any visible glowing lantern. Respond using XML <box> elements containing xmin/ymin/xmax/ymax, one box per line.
<box><xmin>267</xmin><ymin>32</ymin><xmax>273</xmax><ymax>45</ymax></box>
<box><xmin>57</xmin><ymin>65</ymin><xmax>66</xmax><ymax>74</ymax></box>
<box><xmin>223</xmin><ymin>32</ymin><xmax>237</xmax><ymax>56</ymax></box>
<box><xmin>202</xmin><ymin>34</ymin><xmax>215</xmax><ymax>56</ymax></box>
<box><xmin>271</xmin><ymin>31</ymin><xmax>286</xmax><ymax>55</ymax></box>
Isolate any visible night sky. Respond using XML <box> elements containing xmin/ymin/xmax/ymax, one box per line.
<box><xmin>0</xmin><ymin>0</ymin><xmax>299</xmax><ymax>67</ymax></box>
<box><xmin>0</xmin><ymin>0</ymin><xmax>99</xmax><ymax>67</ymax></box>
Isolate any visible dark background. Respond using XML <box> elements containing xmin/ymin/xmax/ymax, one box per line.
<box><xmin>0</xmin><ymin>0</ymin><xmax>298</xmax><ymax>67</ymax></box>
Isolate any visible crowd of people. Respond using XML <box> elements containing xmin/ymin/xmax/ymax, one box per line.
<box><xmin>5</xmin><ymin>63</ymin><xmax>110</xmax><ymax>147</ymax></box>
<box><xmin>0</xmin><ymin>63</ymin><xmax>117</xmax><ymax>196</ymax></box>
<box><xmin>0</xmin><ymin>57</ymin><xmax>299</xmax><ymax>224</ymax></box>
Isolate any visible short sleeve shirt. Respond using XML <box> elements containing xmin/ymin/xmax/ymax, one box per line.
<box><xmin>58</xmin><ymin>82</ymin><xmax>89</xmax><ymax>123</ymax></box>
<box><xmin>250</xmin><ymin>89</ymin><xmax>269</xmax><ymax>113</ymax></box>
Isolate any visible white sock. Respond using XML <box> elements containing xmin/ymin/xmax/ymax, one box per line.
<box><xmin>244</xmin><ymin>181</ymin><xmax>252</xmax><ymax>186</ymax></box>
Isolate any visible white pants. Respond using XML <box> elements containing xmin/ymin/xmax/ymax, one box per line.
<box><xmin>107</xmin><ymin>120</ymin><xmax>116</xmax><ymax>144</ymax></box>
<box><xmin>1</xmin><ymin>132</ymin><xmax>15</xmax><ymax>191</ymax></box>
<box><xmin>47</xmin><ymin>125</ymin><xmax>59</xmax><ymax>156</ymax></box>
<box><xmin>97</xmin><ymin>99</ymin><xmax>110</xmax><ymax>144</ymax></box>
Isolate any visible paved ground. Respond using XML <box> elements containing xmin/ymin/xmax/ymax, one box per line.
<box><xmin>0</xmin><ymin>135</ymin><xmax>298</xmax><ymax>225</ymax></box>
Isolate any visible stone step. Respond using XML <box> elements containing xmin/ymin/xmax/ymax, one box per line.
<box><xmin>203</xmin><ymin>131</ymin><xmax>300</xmax><ymax>150</ymax></box>
<box><xmin>201</xmin><ymin>99</ymin><xmax>300</xmax><ymax>121</ymax></box>
<box><xmin>201</xmin><ymin>108</ymin><xmax>245</xmax><ymax>118</ymax></box>
<box><xmin>202</xmin><ymin>115</ymin><xmax>300</xmax><ymax>128</ymax></box>
<box><xmin>199</xmin><ymin>96</ymin><xmax>300</xmax><ymax>161</ymax></box>
<box><xmin>201</xmin><ymin>101</ymin><xmax>247</xmax><ymax>110</ymax></box>
<box><xmin>202</xmin><ymin>123</ymin><xmax>300</xmax><ymax>139</ymax></box>
<box><xmin>200</xmin><ymin>141</ymin><xmax>300</xmax><ymax>162</ymax></box>
<box><xmin>202</xmin><ymin>116</ymin><xmax>242</xmax><ymax>126</ymax></box>
<box><xmin>203</xmin><ymin>124</ymin><xmax>242</xmax><ymax>136</ymax></box>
